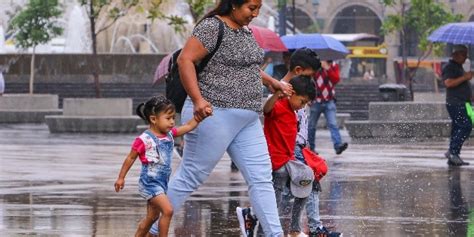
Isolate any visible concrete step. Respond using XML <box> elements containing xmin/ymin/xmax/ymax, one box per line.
<box><xmin>345</xmin><ymin>120</ymin><xmax>454</xmax><ymax>143</ymax></box>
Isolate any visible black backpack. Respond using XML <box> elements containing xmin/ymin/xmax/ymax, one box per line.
<box><xmin>165</xmin><ymin>17</ymin><xmax>224</xmax><ymax>113</ymax></box>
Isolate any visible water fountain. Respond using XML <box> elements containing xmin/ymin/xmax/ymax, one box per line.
<box><xmin>107</xmin><ymin>1</ymin><xmax>288</xmax><ymax>54</ymax></box>
<box><xmin>108</xmin><ymin>0</ymin><xmax>194</xmax><ymax>53</ymax></box>
<box><xmin>64</xmin><ymin>5</ymin><xmax>91</xmax><ymax>53</ymax></box>
<box><xmin>110</xmin><ymin>34</ymin><xmax>159</xmax><ymax>53</ymax></box>
<box><xmin>44</xmin><ymin>4</ymin><xmax>143</xmax><ymax>133</ymax></box>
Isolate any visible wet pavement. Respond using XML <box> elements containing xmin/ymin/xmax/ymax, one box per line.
<box><xmin>1</xmin><ymin>124</ymin><xmax>474</xmax><ymax>236</ymax></box>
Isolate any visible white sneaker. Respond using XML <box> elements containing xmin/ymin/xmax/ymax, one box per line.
<box><xmin>236</xmin><ymin>207</ymin><xmax>257</xmax><ymax>237</ymax></box>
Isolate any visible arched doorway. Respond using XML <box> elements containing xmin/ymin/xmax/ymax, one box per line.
<box><xmin>330</xmin><ymin>5</ymin><xmax>386</xmax><ymax>81</ymax></box>
<box><xmin>332</xmin><ymin>5</ymin><xmax>383</xmax><ymax>39</ymax></box>
<box><xmin>285</xmin><ymin>7</ymin><xmax>314</xmax><ymax>33</ymax></box>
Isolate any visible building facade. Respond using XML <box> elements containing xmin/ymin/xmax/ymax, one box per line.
<box><xmin>1</xmin><ymin>0</ymin><xmax>474</xmax><ymax>81</ymax></box>
<box><xmin>275</xmin><ymin>0</ymin><xmax>474</xmax><ymax>82</ymax></box>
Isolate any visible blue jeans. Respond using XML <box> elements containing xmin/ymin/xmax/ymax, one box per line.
<box><xmin>446</xmin><ymin>103</ymin><xmax>473</xmax><ymax>156</ymax></box>
<box><xmin>284</xmin><ymin>145</ymin><xmax>321</xmax><ymax>232</ymax></box>
<box><xmin>308</xmin><ymin>100</ymin><xmax>343</xmax><ymax>151</ymax></box>
<box><xmin>273</xmin><ymin>164</ymin><xmax>307</xmax><ymax>233</ymax></box>
<box><xmin>305</xmin><ymin>186</ymin><xmax>322</xmax><ymax>232</ymax></box>
<box><xmin>150</xmin><ymin>98</ymin><xmax>283</xmax><ymax>237</ymax></box>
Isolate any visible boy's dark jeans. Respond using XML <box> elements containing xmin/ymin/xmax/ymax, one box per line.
<box><xmin>446</xmin><ymin>103</ymin><xmax>473</xmax><ymax>155</ymax></box>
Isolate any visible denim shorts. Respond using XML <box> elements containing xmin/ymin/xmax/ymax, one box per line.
<box><xmin>138</xmin><ymin>163</ymin><xmax>171</xmax><ymax>200</ymax></box>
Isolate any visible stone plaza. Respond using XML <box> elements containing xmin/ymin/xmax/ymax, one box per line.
<box><xmin>0</xmin><ymin>123</ymin><xmax>473</xmax><ymax>236</ymax></box>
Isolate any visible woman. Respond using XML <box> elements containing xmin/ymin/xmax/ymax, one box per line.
<box><xmin>150</xmin><ymin>0</ymin><xmax>288</xmax><ymax>236</ymax></box>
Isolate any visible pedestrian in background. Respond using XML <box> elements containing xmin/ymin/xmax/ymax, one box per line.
<box><xmin>273</xmin><ymin>51</ymin><xmax>292</xmax><ymax>80</ymax></box>
<box><xmin>443</xmin><ymin>44</ymin><xmax>473</xmax><ymax>166</ymax></box>
<box><xmin>308</xmin><ymin>60</ymin><xmax>348</xmax><ymax>155</ymax></box>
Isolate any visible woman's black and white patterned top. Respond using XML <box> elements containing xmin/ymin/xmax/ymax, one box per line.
<box><xmin>192</xmin><ymin>17</ymin><xmax>264</xmax><ymax>112</ymax></box>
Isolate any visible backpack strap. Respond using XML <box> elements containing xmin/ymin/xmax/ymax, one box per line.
<box><xmin>196</xmin><ymin>16</ymin><xmax>225</xmax><ymax>72</ymax></box>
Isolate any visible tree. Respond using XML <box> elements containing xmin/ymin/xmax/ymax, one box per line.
<box><xmin>186</xmin><ymin>0</ymin><xmax>214</xmax><ymax>22</ymax></box>
<box><xmin>381</xmin><ymin>0</ymin><xmax>462</xmax><ymax>99</ymax></box>
<box><xmin>80</xmin><ymin>0</ymin><xmax>194</xmax><ymax>97</ymax></box>
<box><xmin>9</xmin><ymin>0</ymin><xmax>63</xmax><ymax>94</ymax></box>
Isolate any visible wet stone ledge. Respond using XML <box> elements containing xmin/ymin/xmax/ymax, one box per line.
<box><xmin>45</xmin><ymin>98</ymin><xmax>144</xmax><ymax>133</ymax></box>
<box><xmin>345</xmin><ymin>101</ymin><xmax>473</xmax><ymax>143</ymax></box>
<box><xmin>0</xmin><ymin>94</ymin><xmax>62</xmax><ymax>123</ymax></box>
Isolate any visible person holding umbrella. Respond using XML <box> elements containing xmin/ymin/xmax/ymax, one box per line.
<box><xmin>443</xmin><ymin>44</ymin><xmax>473</xmax><ymax>166</ymax></box>
<box><xmin>308</xmin><ymin>60</ymin><xmax>348</xmax><ymax>155</ymax></box>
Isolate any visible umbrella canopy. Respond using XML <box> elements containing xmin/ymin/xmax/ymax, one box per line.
<box><xmin>281</xmin><ymin>34</ymin><xmax>349</xmax><ymax>60</ymax></box>
<box><xmin>248</xmin><ymin>25</ymin><xmax>288</xmax><ymax>52</ymax></box>
<box><xmin>428</xmin><ymin>22</ymin><xmax>474</xmax><ymax>45</ymax></box>
<box><xmin>153</xmin><ymin>52</ymin><xmax>174</xmax><ymax>85</ymax></box>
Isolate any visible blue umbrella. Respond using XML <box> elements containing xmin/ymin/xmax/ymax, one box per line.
<box><xmin>281</xmin><ymin>33</ymin><xmax>349</xmax><ymax>60</ymax></box>
<box><xmin>428</xmin><ymin>22</ymin><xmax>474</xmax><ymax>45</ymax></box>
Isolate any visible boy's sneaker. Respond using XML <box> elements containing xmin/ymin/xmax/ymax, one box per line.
<box><xmin>335</xmin><ymin>143</ymin><xmax>348</xmax><ymax>155</ymax></box>
<box><xmin>310</xmin><ymin>226</ymin><xmax>342</xmax><ymax>237</ymax></box>
<box><xmin>236</xmin><ymin>207</ymin><xmax>257</xmax><ymax>237</ymax></box>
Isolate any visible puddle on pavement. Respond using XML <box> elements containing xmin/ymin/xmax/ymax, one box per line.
<box><xmin>1</xmin><ymin>124</ymin><xmax>474</xmax><ymax>236</ymax></box>
<box><xmin>2</xmin><ymin>168</ymin><xmax>473</xmax><ymax>236</ymax></box>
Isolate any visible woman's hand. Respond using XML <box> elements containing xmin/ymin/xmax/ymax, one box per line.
<box><xmin>193</xmin><ymin>98</ymin><xmax>213</xmax><ymax>121</ymax></box>
<box><xmin>269</xmin><ymin>79</ymin><xmax>293</xmax><ymax>97</ymax></box>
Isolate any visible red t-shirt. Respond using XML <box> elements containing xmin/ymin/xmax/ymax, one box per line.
<box><xmin>264</xmin><ymin>98</ymin><xmax>297</xmax><ymax>171</ymax></box>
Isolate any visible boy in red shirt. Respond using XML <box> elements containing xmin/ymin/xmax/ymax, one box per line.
<box><xmin>264</xmin><ymin>75</ymin><xmax>316</xmax><ymax>233</ymax></box>
<box><xmin>236</xmin><ymin>48</ymin><xmax>321</xmax><ymax>237</ymax></box>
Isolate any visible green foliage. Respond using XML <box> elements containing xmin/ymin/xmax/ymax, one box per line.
<box><xmin>80</xmin><ymin>0</ymin><xmax>141</xmax><ymax>28</ymax></box>
<box><xmin>381</xmin><ymin>15</ymin><xmax>403</xmax><ymax>35</ymax></box>
<box><xmin>407</xmin><ymin>0</ymin><xmax>462</xmax><ymax>55</ymax></box>
<box><xmin>382</xmin><ymin>0</ymin><xmax>396</xmax><ymax>6</ymax></box>
<box><xmin>79</xmin><ymin>0</ymin><xmax>191</xmax><ymax>35</ymax></box>
<box><xmin>10</xmin><ymin>0</ymin><xmax>63</xmax><ymax>49</ymax></box>
<box><xmin>187</xmin><ymin>0</ymin><xmax>214</xmax><ymax>21</ymax></box>
<box><xmin>277</xmin><ymin>0</ymin><xmax>287</xmax><ymax>9</ymax></box>
<box><xmin>382</xmin><ymin>0</ymin><xmax>462</xmax><ymax>56</ymax></box>
<box><xmin>303</xmin><ymin>20</ymin><xmax>325</xmax><ymax>33</ymax></box>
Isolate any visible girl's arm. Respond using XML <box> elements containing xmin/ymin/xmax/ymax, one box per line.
<box><xmin>263</xmin><ymin>91</ymin><xmax>283</xmax><ymax>114</ymax></box>
<box><xmin>174</xmin><ymin>107</ymin><xmax>211</xmax><ymax>137</ymax></box>
<box><xmin>114</xmin><ymin>149</ymin><xmax>139</xmax><ymax>192</ymax></box>
<box><xmin>175</xmin><ymin>117</ymin><xmax>200</xmax><ymax>137</ymax></box>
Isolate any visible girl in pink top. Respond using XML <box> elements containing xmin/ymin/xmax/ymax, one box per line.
<box><xmin>114</xmin><ymin>95</ymin><xmax>207</xmax><ymax>237</ymax></box>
